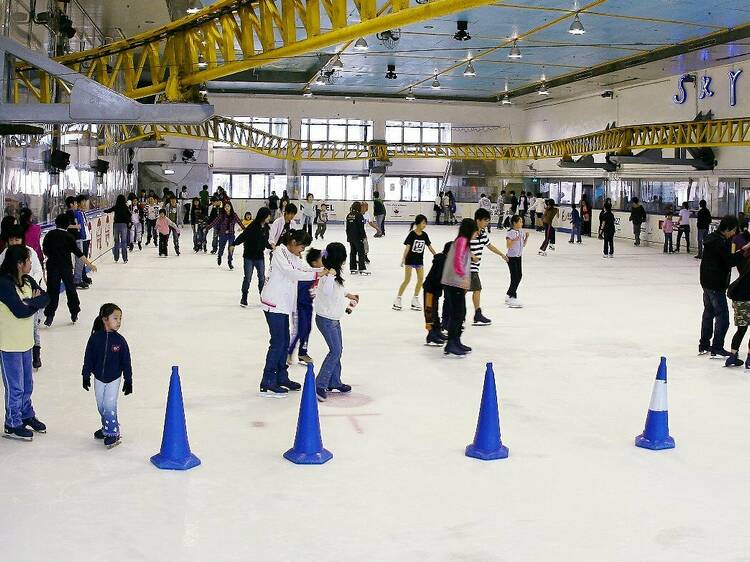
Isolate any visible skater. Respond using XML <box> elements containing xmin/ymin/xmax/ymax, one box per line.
<box><xmin>569</xmin><ymin>203</ymin><xmax>582</xmax><ymax>244</ymax></box>
<box><xmin>676</xmin><ymin>201</ymin><xmax>691</xmax><ymax>253</ymax></box>
<box><xmin>269</xmin><ymin>203</ymin><xmax>297</xmax><ymax>248</ymax></box>
<box><xmin>725</xmin><ymin>266</ymin><xmax>750</xmax><ymax>368</ymax></box>
<box><xmin>393</xmin><ymin>214</ymin><xmax>435</xmax><ymax>311</ymax></box>
<box><xmin>268</xmin><ymin>191</ymin><xmax>280</xmax><ymax>220</ymax></box>
<box><xmin>81</xmin><ymin>303</ymin><xmax>133</xmax><ymax>449</ymax></box>
<box><xmin>696</xmin><ymin>199</ymin><xmax>711</xmax><ymax>259</ymax></box>
<box><xmin>505</xmin><ymin>215</ymin><xmax>529</xmax><ymax>308</ymax></box>
<box><xmin>288</xmin><ymin>248</ymin><xmax>322</xmax><ymax>365</ymax></box>
<box><xmin>18</xmin><ymin>208</ymin><xmax>43</xmax><ymax>265</ymax></box>
<box><xmin>0</xmin><ymin>245</ymin><xmax>49</xmax><ymax>441</ymax></box>
<box><xmin>518</xmin><ymin>191</ymin><xmax>529</xmax><ymax>227</ymax></box>
<box><xmin>242</xmin><ymin>211</ymin><xmax>253</xmax><ymax>229</ymax></box>
<box><xmin>314</xmin><ymin>242</ymin><xmax>359</xmax><ymax>402</ymax></box>
<box><xmin>346</xmin><ymin>202</ymin><xmax>369</xmax><ymax>275</ymax></box>
<box><xmin>233</xmin><ymin>207</ymin><xmax>272</xmax><ymax>307</ymax></box>
<box><xmin>206</xmin><ymin>201</ymin><xmax>243</xmax><ymax>269</ymax></box>
<box><xmin>434</xmin><ymin>192</ymin><xmax>444</xmax><ymax>225</ymax></box>
<box><xmin>470</xmin><ymin>208</ymin><xmax>508</xmax><ymax>326</ymax></box>
<box><xmin>156</xmin><ymin>209</ymin><xmax>179</xmax><ymax>257</ymax></box>
<box><xmin>207</xmin><ymin>197</ymin><xmax>223</xmax><ymax>254</ymax></box>
<box><xmin>43</xmin><ymin>214</ymin><xmax>97</xmax><ymax>326</ymax></box>
<box><xmin>164</xmin><ymin>195</ymin><xmax>181</xmax><ymax>256</ymax></box>
<box><xmin>144</xmin><ymin>195</ymin><xmax>160</xmax><ymax>246</ymax></box>
<box><xmin>73</xmin><ymin>194</ymin><xmax>91</xmax><ymax>288</ymax></box>
<box><xmin>442</xmin><ymin>218</ymin><xmax>479</xmax><ymax>357</ymax></box>
<box><xmin>423</xmin><ymin>242</ymin><xmax>450</xmax><ymax>346</ymax></box>
<box><xmin>601</xmin><ymin>202</ymin><xmax>616</xmax><ymax>258</ymax></box>
<box><xmin>662</xmin><ymin>213</ymin><xmax>674</xmax><ymax>253</ymax></box>
<box><xmin>361</xmin><ymin>201</ymin><xmax>381</xmax><ymax>264</ymax></box>
<box><xmin>104</xmin><ymin>194</ymin><xmax>131</xmax><ymax>264</ymax></box>
<box><xmin>199</xmin><ymin>184</ymin><xmax>209</xmax><ymax>214</ymax></box>
<box><xmin>373</xmin><ymin>192</ymin><xmax>386</xmax><ymax>236</ymax></box>
<box><xmin>496</xmin><ymin>190</ymin><xmax>507</xmax><ymax>230</ymax></box>
<box><xmin>129</xmin><ymin>196</ymin><xmax>144</xmax><ymax>251</ymax></box>
<box><xmin>538</xmin><ymin>199</ymin><xmax>558</xmax><ymax>256</ymax></box>
<box><xmin>0</xmin><ymin>226</ymin><xmax>44</xmax><ymax>369</ymax></box>
<box><xmin>580</xmin><ymin>195</ymin><xmax>592</xmax><ymax>237</ymax></box>
<box><xmin>259</xmin><ymin>229</ymin><xmax>321</xmax><ymax>396</ymax></box>
<box><xmin>629</xmin><ymin>197</ymin><xmax>647</xmax><ymax>246</ymax></box>
<box><xmin>699</xmin><ymin>215</ymin><xmax>750</xmax><ymax>358</ymax></box>
<box><xmin>190</xmin><ymin>198</ymin><xmax>207</xmax><ymax>252</ymax></box>
<box><xmin>315</xmin><ymin>203</ymin><xmax>328</xmax><ymax>240</ymax></box>
<box><xmin>300</xmin><ymin>193</ymin><xmax>316</xmax><ymax>237</ymax></box>
<box><xmin>534</xmin><ymin>194</ymin><xmax>546</xmax><ymax>232</ymax></box>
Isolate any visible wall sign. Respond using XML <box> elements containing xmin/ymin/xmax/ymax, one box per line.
<box><xmin>672</xmin><ymin>68</ymin><xmax>743</xmax><ymax>106</ymax></box>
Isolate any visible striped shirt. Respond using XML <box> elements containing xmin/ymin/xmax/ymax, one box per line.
<box><xmin>470</xmin><ymin>228</ymin><xmax>490</xmax><ymax>272</ymax></box>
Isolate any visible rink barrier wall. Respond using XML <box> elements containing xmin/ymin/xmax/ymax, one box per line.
<box><xmin>39</xmin><ymin>210</ymin><xmax>116</xmax><ymax>262</ymax></box>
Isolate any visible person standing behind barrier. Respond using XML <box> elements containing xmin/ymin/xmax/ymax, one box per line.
<box><xmin>629</xmin><ymin>196</ymin><xmax>647</xmax><ymax>246</ymax></box>
<box><xmin>447</xmin><ymin>190</ymin><xmax>457</xmax><ymax>225</ymax></box>
<box><xmin>580</xmin><ymin>195</ymin><xmax>592</xmax><ymax>237</ymax></box>
<box><xmin>534</xmin><ymin>194</ymin><xmax>546</xmax><ymax>231</ymax></box>
<box><xmin>676</xmin><ymin>201</ymin><xmax>692</xmax><ymax>254</ymax></box>
<box><xmin>373</xmin><ymin>192</ymin><xmax>386</xmax><ymax>237</ymax></box>
<box><xmin>268</xmin><ymin>191</ymin><xmax>280</xmax><ymax>220</ymax></box>
<box><xmin>601</xmin><ymin>202</ymin><xmax>616</xmax><ymax>258</ymax></box>
<box><xmin>0</xmin><ymin>245</ymin><xmax>49</xmax><ymax>441</ymax></box>
<box><xmin>662</xmin><ymin>213</ymin><xmax>674</xmax><ymax>253</ymax></box>
<box><xmin>696</xmin><ymin>199</ymin><xmax>712</xmax><ymax>259</ymax></box>
<box><xmin>434</xmin><ymin>192</ymin><xmax>444</xmax><ymax>225</ymax></box>
<box><xmin>518</xmin><ymin>192</ymin><xmax>529</xmax><ymax>226</ymax></box>
<box><xmin>43</xmin><ymin>214</ymin><xmax>98</xmax><ymax>327</ymax></box>
<box><xmin>496</xmin><ymin>190</ymin><xmax>507</xmax><ymax>230</ymax></box>
<box><xmin>199</xmin><ymin>185</ymin><xmax>209</xmax><ymax>215</ymax></box>
<box><xmin>699</xmin><ymin>215</ymin><xmax>750</xmax><ymax>358</ymax></box>
<box><xmin>538</xmin><ymin>199</ymin><xmax>558</xmax><ymax>256</ymax></box>
<box><xmin>104</xmin><ymin>194</ymin><xmax>131</xmax><ymax>264</ymax></box>
<box><xmin>569</xmin><ymin>203</ymin><xmax>582</xmax><ymax>244</ymax></box>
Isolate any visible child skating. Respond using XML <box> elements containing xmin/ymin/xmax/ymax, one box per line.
<box><xmin>288</xmin><ymin>248</ymin><xmax>323</xmax><ymax>365</ymax></box>
<box><xmin>393</xmin><ymin>214</ymin><xmax>436</xmax><ymax>311</ymax></box>
<box><xmin>423</xmin><ymin>242</ymin><xmax>450</xmax><ymax>346</ymax></box>
<box><xmin>82</xmin><ymin>303</ymin><xmax>132</xmax><ymax>449</ymax></box>
<box><xmin>505</xmin><ymin>215</ymin><xmax>529</xmax><ymax>308</ymax></box>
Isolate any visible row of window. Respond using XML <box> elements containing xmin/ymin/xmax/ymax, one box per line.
<box><xmin>211</xmin><ymin>173</ymin><xmax>441</xmax><ymax>202</ymax></box>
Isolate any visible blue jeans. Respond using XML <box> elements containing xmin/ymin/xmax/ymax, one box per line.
<box><xmin>700</xmin><ymin>289</ymin><xmax>729</xmax><ymax>351</ymax></box>
<box><xmin>112</xmin><ymin>223</ymin><xmax>129</xmax><ymax>261</ymax></box>
<box><xmin>242</xmin><ymin>258</ymin><xmax>265</xmax><ymax>300</ymax></box>
<box><xmin>0</xmin><ymin>350</ymin><xmax>35</xmax><ymax>428</ymax></box>
<box><xmin>315</xmin><ymin>315</ymin><xmax>343</xmax><ymax>390</ymax></box>
<box><xmin>569</xmin><ymin>224</ymin><xmax>581</xmax><ymax>243</ymax></box>
<box><xmin>262</xmin><ymin>311</ymin><xmax>290</xmax><ymax>388</ymax></box>
<box><xmin>95</xmin><ymin>378</ymin><xmax>120</xmax><ymax>437</ymax></box>
<box><xmin>218</xmin><ymin>233</ymin><xmax>235</xmax><ymax>260</ymax></box>
<box><xmin>289</xmin><ymin>303</ymin><xmax>313</xmax><ymax>357</ymax></box>
<box><xmin>74</xmin><ymin>240</ymin><xmax>85</xmax><ymax>283</ymax></box>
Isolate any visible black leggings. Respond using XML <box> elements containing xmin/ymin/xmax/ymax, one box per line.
<box><xmin>443</xmin><ymin>286</ymin><xmax>466</xmax><ymax>340</ymax></box>
<box><xmin>731</xmin><ymin>325</ymin><xmax>748</xmax><ymax>351</ymax></box>
<box><xmin>349</xmin><ymin>240</ymin><xmax>366</xmax><ymax>271</ymax></box>
<box><xmin>507</xmin><ymin>256</ymin><xmax>522</xmax><ymax>298</ymax></box>
<box><xmin>603</xmin><ymin>234</ymin><xmax>614</xmax><ymax>255</ymax></box>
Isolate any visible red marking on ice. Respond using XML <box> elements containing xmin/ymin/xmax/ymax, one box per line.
<box><xmin>320</xmin><ymin>413</ymin><xmax>380</xmax><ymax>435</ymax></box>
<box><xmin>251</xmin><ymin>421</ymin><xmax>265</xmax><ymax>428</ymax></box>
<box><xmin>323</xmin><ymin>392</ymin><xmax>372</xmax><ymax>408</ymax></box>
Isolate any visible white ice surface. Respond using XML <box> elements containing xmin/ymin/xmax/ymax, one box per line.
<box><xmin>1</xmin><ymin>224</ymin><xmax>749</xmax><ymax>562</ymax></box>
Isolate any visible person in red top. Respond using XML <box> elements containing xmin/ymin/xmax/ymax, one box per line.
<box><xmin>18</xmin><ymin>209</ymin><xmax>43</xmax><ymax>266</ymax></box>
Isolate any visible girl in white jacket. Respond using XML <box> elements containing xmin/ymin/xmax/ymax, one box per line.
<box><xmin>259</xmin><ymin>229</ymin><xmax>321</xmax><ymax>396</ymax></box>
<box><xmin>314</xmin><ymin>242</ymin><xmax>359</xmax><ymax>402</ymax></box>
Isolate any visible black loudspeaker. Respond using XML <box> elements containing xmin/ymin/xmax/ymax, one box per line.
<box><xmin>91</xmin><ymin>159</ymin><xmax>110</xmax><ymax>174</ymax></box>
<box><xmin>182</xmin><ymin>149</ymin><xmax>195</xmax><ymax>161</ymax></box>
<box><xmin>49</xmin><ymin>149</ymin><xmax>70</xmax><ymax>170</ymax></box>
<box><xmin>126</xmin><ymin>162</ymin><xmax>134</xmax><ymax>174</ymax></box>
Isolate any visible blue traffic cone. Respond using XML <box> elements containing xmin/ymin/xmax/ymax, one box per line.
<box><xmin>150</xmin><ymin>366</ymin><xmax>201</xmax><ymax>470</ymax></box>
<box><xmin>635</xmin><ymin>357</ymin><xmax>675</xmax><ymax>450</ymax></box>
<box><xmin>465</xmin><ymin>363</ymin><xmax>509</xmax><ymax>460</ymax></box>
<box><xmin>283</xmin><ymin>364</ymin><xmax>333</xmax><ymax>465</ymax></box>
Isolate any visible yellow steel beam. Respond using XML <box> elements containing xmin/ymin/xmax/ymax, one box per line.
<box><xmin>14</xmin><ymin>0</ymin><xmax>494</xmax><ymax>104</ymax></box>
<box><xmin>101</xmin><ymin>116</ymin><xmax>750</xmax><ymax>161</ymax></box>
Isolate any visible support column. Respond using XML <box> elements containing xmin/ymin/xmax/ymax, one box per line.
<box><xmin>369</xmin><ymin>118</ymin><xmax>387</xmax><ymax>200</ymax></box>
<box><xmin>0</xmin><ymin>0</ymin><xmax>11</xmax><ymax>215</ymax></box>
<box><xmin>286</xmin><ymin>117</ymin><xmax>302</xmax><ymax>200</ymax></box>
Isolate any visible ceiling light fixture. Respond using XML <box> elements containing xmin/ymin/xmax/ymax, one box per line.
<box><xmin>376</xmin><ymin>29</ymin><xmax>400</xmax><ymax>50</ymax></box>
<box><xmin>385</xmin><ymin>64</ymin><xmax>398</xmax><ymax>80</ymax></box>
<box><xmin>332</xmin><ymin>55</ymin><xmax>344</xmax><ymax>69</ymax></box>
<box><xmin>186</xmin><ymin>7</ymin><xmax>200</xmax><ymax>14</ymax></box>
<box><xmin>198</xmin><ymin>84</ymin><xmax>208</xmax><ymax>96</ymax></box>
<box><xmin>354</xmin><ymin>37</ymin><xmax>369</xmax><ymax>51</ymax></box>
<box><xmin>463</xmin><ymin>60</ymin><xmax>476</xmax><ymax>77</ymax></box>
<box><xmin>538</xmin><ymin>82</ymin><xmax>549</xmax><ymax>96</ymax></box>
<box><xmin>501</xmin><ymin>94</ymin><xmax>512</xmax><ymax>105</ymax></box>
<box><xmin>303</xmin><ymin>86</ymin><xmax>313</xmax><ymax>97</ymax></box>
<box><xmin>314</xmin><ymin>73</ymin><xmax>326</xmax><ymax>86</ymax></box>
<box><xmin>508</xmin><ymin>40</ymin><xmax>522</xmax><ymax>59</ymax></box>
<box><xmin>197</xmin><ymin>55</ymin><xmax>207</xmax><ymax>70</ymax></box>
<box><xmin>568</xmin><ymin>13</ymin><xmax>585</xmax><ymax>35</ymax></box>
<box><xmin>405</xmin><ymin>88</ymin><xmax>416</xmax><ymax>101</ymax></box>
<box><xmin>454</xmin><ymin>20</ymin><xmax>471</xmax><ymax>41</ymax></box>
<box><xmin>431</xmin><ymin>75</ymin><xmax>441</xmax><ymax>89</ymax></box>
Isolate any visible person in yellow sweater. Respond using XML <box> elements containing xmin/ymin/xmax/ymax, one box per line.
<box><xmin>242</xmin><ymin>211</ymin><xmax>253</xmax><ymax>229</ymax></box>
<box><xmin>0</xmin><ymin>245</ymin><xmax>50</xmax><ymax>441</ymax></box>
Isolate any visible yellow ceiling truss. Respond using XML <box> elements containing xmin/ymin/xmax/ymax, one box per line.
<box><xmin>14</xmin><ymin>0</ymin><xmax>496</xmax><ymax>104</ymax></box>
<box><xmin>102</xmin><ymin>115</ymin><xmax>750</xmax><ymax>161</ymax></box>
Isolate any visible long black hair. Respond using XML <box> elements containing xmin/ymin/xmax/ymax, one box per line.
<box><xmin>282</xmin><ymin>228</ymin><xmax>312</xmax><ymax>247</ymax></box>
<box><xmin>92</xmin><ymin>303</ymin><xmax>122</xmax><ymax>334</ymax></box>
<box><xmin>457</xmin><ymin>218</ymin><xmax>478</xmax><ymax>241</ymax></box>
<box><xmin>251</xmin><ymin>207</ymin><xmax>271</xmax><ymax>229</ymax></box>
<box><xmin>322</xmin><ymin>242</ymin><xmax>347</xmax><ymax>285</ymax></box>
<box><xmin>113</xmin><ymin>194</ymin><xmax>128</xmax><ymax>211</ymax></box>
<box><xmin>0</xmin><ymin>245</ymin><xmax>30</xmax><ymax>287</ymax></box>
<box><xmin>18</xmin><ymin>208</ymin><xmax>33</xmax><ymax>233</ymax></box>
<box><xmin>410</xmin><ymin>214</ymin><xmax>427</xmax><ymax>231</ymax></box>
<box><xmin>0</xmin><ymin>215</ymin><xmax>16</xmax><ymax>243</ymax></box>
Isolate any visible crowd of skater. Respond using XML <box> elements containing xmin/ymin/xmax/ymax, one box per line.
<box><xmin>0</xmin><ymin>181</ymin><xmax>745</xmax><ymax>449</ymax></box>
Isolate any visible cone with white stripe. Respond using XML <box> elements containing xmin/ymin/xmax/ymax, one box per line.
<box><xmin>635</xmin><ymin>357</ymin><xmax>675</xmax><ymax>450</ymax></box>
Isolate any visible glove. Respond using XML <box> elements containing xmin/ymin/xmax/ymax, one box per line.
<box><xmin>123</xmin><ymin>381</ymin><xmax>133</xmax><ymax>395</ymax></box>
<box><xmin>82</xmin><ymin>376</ymin><xmax>90</xmax><ymax>391</ymax></box>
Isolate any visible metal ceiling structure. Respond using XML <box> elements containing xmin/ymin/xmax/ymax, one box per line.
<box><xmin>102</xmin><ymin>115</ymin><xmax>750</xmax><ymax>160</ymax></box>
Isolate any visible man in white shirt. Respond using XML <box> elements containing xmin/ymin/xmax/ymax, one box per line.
<box><xmin>434</xmin><ymin>193</ymin><xmax>443</xmax><ymax>225</ymax></box>
<box><xmin>269</xmin><ymin>203</ymin><xmax>298</xmax><ymax>248</ymax></box>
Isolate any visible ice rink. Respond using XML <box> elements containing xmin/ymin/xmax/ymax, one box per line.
<box><xmin>2</xmin><ymin>223</ymin><xmax>749</xmax><ymax>562</ymax></box>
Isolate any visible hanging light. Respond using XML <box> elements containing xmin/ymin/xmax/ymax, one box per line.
<box><xmin>501</xmin><ymin>94</ymin><xmax>512</xmax><ymax>105</ymax></box>
<box><xmin>197</xmin><ymin>55</ymin><xmax>207</xmax><ymax>70</ymax></box>
<box><xmin>186</xmin><ymin>7</ymin><xmax>201</xmax><ymax>14</ymax></box>
<box><xmin>198</xmin><ymin>84</ymin><xmax>208</xmax><ymax>96</ymax></box>
<box><xmin>303</xmin><ymin>86</ymin><xmax>313</xmax><ymax>97</ymax></box>
<box><xmin>453</xmin><ymin>21</ymin><xmax>471</xmax><ymax>41</ymax></box>
<box><xmin>463</xmin><ymin>60</ymin><xmax>476</xmax><ymax>77</ymax></box>
<box><xmin>431</xmin><ymin>75</ymin><xmax>441</xmax><ymax>89</ymax></box>
<box><xmin>568</xmin><ymin>13</ymin><xmax>585</xmax><ymax>35</ymax></box>
<box><xmin>354</xmin><ymin>37</ymin><xmax>369</xmax><ymax>51</ymax></box>
<box><xmin>405</xmin><ymin>88</ymin><xmax>416</xmax><ymax>101</ymax></box>
<box><xmin>508</xmin><ymin>40</ymin><xmax>522</xmax><ymax>59</ymax></box>
<box><xmin>332</xmin><ymin>55</ymin><xmax>344</xmax><ymax>69</ymax></box>
<box><xmin>538</xmin><ymin>82</ymin><xmax>549</xmax><ymax>96</ymax></box>
<box><xmin>314</xmin><ymin>73</ymin><xmax>325</xmax><ymax>86</ymax></box>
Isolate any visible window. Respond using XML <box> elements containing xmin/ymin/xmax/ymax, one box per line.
<box><xmin>383</xmin><ymin>177</ymin><xmax>401</xmax><ymax>201</ymax></box>
<box><xmin>381</xmin><ymin>176</ymin><xmax>441</xmax><ymax>201</ymax></box>
<box><xmin>301</xmin><ymin>119</ymin><xmax>373</xmax><ymax>143</ymax></box>
<box><xmin>385</xmin><ymin>121</ymin><xmax>452</xmax><ymax>144</ymax></box>
<box><xmin>232</xmin><ymin>175</ymin><xmax>250</xmax><ymax>198</ymax></box>
<box><xmin>213</xmin><ymin>173</ymin><xmax>231</xmax><ymax>193</ymax></box>
<box><xmin>327</xmin><ymin>176</ymin><xmax>344</xmax><ymax>200</ymax></box>
<box><xmin>251</xmin><ymin>174</ymin><xmax>267</xmax><ymax>199</ymax></box>
<box><xmin>420</xmin><ymin>178</ymin><xmax>438</xmax><ymax>202</ymax></box>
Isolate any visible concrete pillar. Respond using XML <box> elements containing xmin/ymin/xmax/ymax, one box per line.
<box><xmin>286</xmin><ymin>118</ymin><xmax>302</xmax><ymax>199</ymax></box>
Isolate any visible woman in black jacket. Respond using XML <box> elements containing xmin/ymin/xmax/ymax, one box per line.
<box><xmin>232</xmin><ymin>207</ymin><xmax>272</xmax><ymax>307</ymax></box>
<box><xmin>345</xmin><ymin>202</ymin><xmax>369</xmax><ymax>275</ymax></box>
<box><xmin>104</xmin><ymin>194</ymin><xmax>132</xmax><ymax>263</ymax></box>
<box><xmin>601</xmin><ymin>202</ymin><xmax>616</xmax><ymax>258</ymax></box>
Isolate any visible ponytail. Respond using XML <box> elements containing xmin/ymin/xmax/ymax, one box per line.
<box><xmin>411</xmin><ymin>214</ymin><xmax>427</xmax><ymax>231</ymax></box>
<box><xmin>322</xmin><ymin>242</ymin><xmax>347</xmax><ymax>286</ymax></box>
<box><xmin>92</xmin><ymin>303</ymin><xmax>122</xmax><ymax>334</ymax></box>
